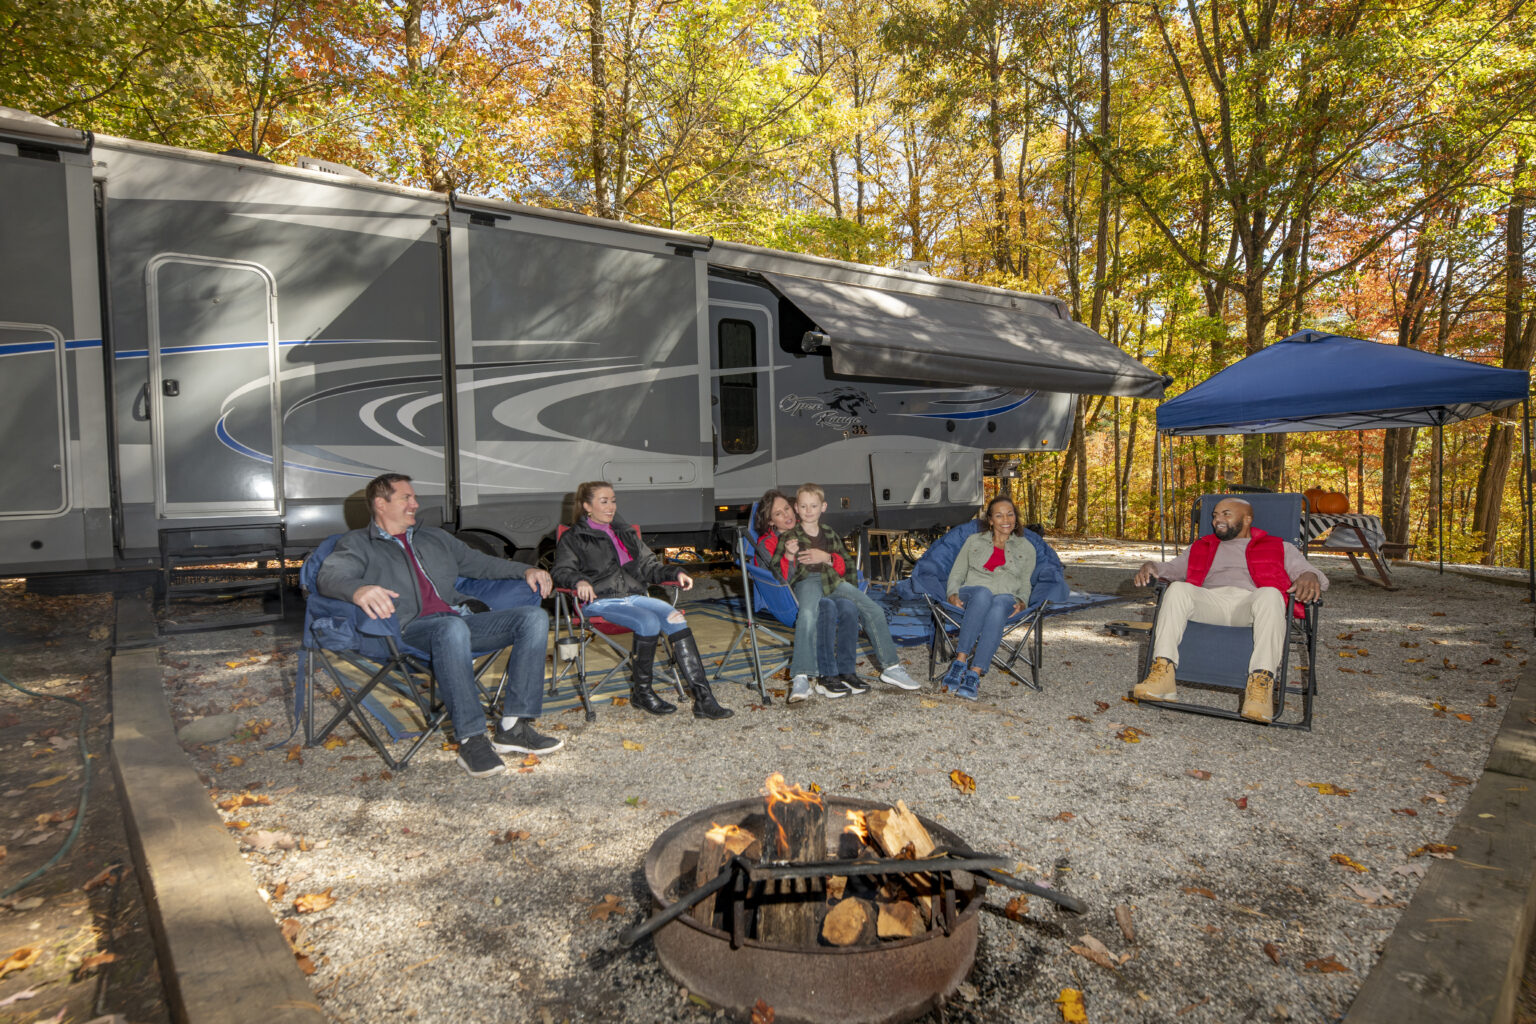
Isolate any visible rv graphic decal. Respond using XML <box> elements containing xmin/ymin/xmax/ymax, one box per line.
<box><xmin>779</xmin><ymin>387</ymin><xmax>876</xmax><ymax>434</ymax></box>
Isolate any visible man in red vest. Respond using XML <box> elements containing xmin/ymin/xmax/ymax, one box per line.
<box><xmin>1131</xmin><ymin>498</ymin><xmax>1326</xmax><ymax>722</ymax></box>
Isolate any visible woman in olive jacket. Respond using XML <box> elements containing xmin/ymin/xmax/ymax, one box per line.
<box><xmin>552</xmin><ymin>481</ymin><xmax>731</xmax><ymax>720</ymax></box>
<box><xmin>940</xmin><ymin>496</ymin><xmax>1036</xmax><ymax>699</ymax></box>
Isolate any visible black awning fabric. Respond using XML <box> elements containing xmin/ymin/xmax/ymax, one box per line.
<box><xmin>760</xmin><ymin>271</ymin><xmax>1166</xmax><ymax>399</ymax></box>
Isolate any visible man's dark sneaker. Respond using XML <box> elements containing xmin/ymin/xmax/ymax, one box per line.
<box><xmin>491</xmin><ymin>719</ymin><xmax>565</xmax><ymax>755</ymax></box>
<box><xmin>456</xmin><ymin>734</ymin><xmax>506</xmax><ymax>778</ymax></box>
<box><xmin>837</xmin><ymin>673</ymin><xmax>871</xmax><ymax>695</ymax></box>
<box><xmin>815</xmin><ymin>676</ymin><xmax>853</xmax><ymax>699</ymax></box>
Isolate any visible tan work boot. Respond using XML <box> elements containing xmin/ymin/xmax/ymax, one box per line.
<box><xmin>1134</xmin><ymin>657</ymin><xmax>1177</xmax><ymax>702</ymax></box>
<box><xmin>1241</xmin><ymin>669</ymin><xmax>1276</xmax><ymax>723</ymax></box>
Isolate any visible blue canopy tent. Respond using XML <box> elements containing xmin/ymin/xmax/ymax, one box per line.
<box><xmin>1152</xmin><ymin>330</ymin><xmax>1533</xmax><ymax>598</ymax></box>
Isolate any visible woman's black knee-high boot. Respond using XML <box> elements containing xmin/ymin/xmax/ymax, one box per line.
<box><xmin>667</xmin><ymin>628</ymin><xmax>733</xmax><ymax>720</ymax></box>
<box><xmin>629</xmin><ymin>633</ymin><xmax>676</xmax><ymax>715</ymax></box>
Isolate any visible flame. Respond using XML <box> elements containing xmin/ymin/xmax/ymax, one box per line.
<box><xmin>843</xmin><ymin>809</ymin><xmax>871</xmax><ymax>843</ymax></box>
<box><xmin>763</xmin><ymin>773</ymin><xmax>823</xmax><ymax>854</ymax></box>
<box><xmin>705</xmin><ymin>821</ymin><xmax>750</xmax><ymax>845</ymax></box>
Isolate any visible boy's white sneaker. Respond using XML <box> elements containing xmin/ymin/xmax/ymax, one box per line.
<box><xmin>879</xmin><ymin>665</ymin><xmax>920</xmax><ymax>690</ymax></box>
<box><xmin>788</xmin><ymin>674</ymin><xmax>813</xmax><ymax>703</ymax></box>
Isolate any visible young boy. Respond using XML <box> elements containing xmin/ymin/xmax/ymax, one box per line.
<box><xmin>778</xmin><ymin>483</ymin><xmax>920</xmax><ymax>694</ymax></box>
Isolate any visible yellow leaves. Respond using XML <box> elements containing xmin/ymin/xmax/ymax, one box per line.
<box><xmin>227</xmin><ymin>755</ymin><xmax>244</xmax><ymax>767</ymax></box>
<box><xmin>1455</xmin><ymin>713</ymin><xmax>1473</xmax><ymax>722</ymax></box>
<box><xmin>286</xmin><ymin>745</ymin><xmax>303</xmax><ymax>763</ymax></box>
<box><xmin>1329</xmin><ymin>853</ymin><xmax>1369</xmax><ymax>873</ymax></box>
<box><xmin>225</xmin><ymin>661</ymin><xmax>243</xmax><ymax>669</ymax></box>
<box><xmin>1404</xmin><ymin>657</ymin><xmax>1425</xmax><ymax>663</ymax></box>
<box><xmin>293</xmin><ymin>888</ymin><xmax>336</xmax><ymax>914</ymax></box>
<box><xmin>587</xmin><ymin>893</ymin><xmax>627</xmax><ymax>920</ymax></box>
<box><xmin>1301</xmin><ymin>781</ymin><xmax>1353</xmax><ymax>796</ymax></box>
<box><xmin>1337</xmin><ymin>650</ymin><xmax>1355</xmax><ymax>658</ymax></box>
<box><xmin>216</xmin><ymin>792</ymin><xmax>271</xmax><ymax>811</ymax></box>
<box><xmin>919</xmin><ymin>699</ymin><xmax>940</xmax><ymax>709</ymax></box>
<box><xmin>621</xmin><ymin>740</ymin><xmax>644</xmax><ymax>751</ymax></box>
<box><xmin>0</xmin><ymin>946</ymin><xmax>40</xmax><ymax>979</ymax></box>
<box><xmin>1055</xmin><ymin>988</ymin><xmax>1088</xmax><ymax>1023</ymax></box>
<box><xmin>949</xmin><ymin>768</ymin><xmax>976</xmax><ymax>794</ymax></box>
<box><xmin>225</xmin><ymin>820</ymin><xmax>251</xmax><ymax>830</ymax></box>
<box><xmin>27</xmin><ymin>775</ymin><xmax>66</xmax><ymax>789</ymax></box>
<box><xmin>1409</xmin><ymin>843</ymin><xmax>1457</xmax><ymax>859</ymax></box>
<box><xmin>322</xmin><ymin>736</ymin><xmax>346</xmax><ymax>750</ymax></box>
<box><xmin>1004</xmin><ymin>896</ymin><xmax>1029</xmax><ymax>921</ymax></box>
<box><xmin>1116</xmin><ymin>726</ymin><xmax>1145</xmax><ymax>743</ymax></box>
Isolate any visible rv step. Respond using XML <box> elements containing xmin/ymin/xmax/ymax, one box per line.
<box><xmin>159</xmin><ymin>525</ymin><xmax>288</xmax><ymax>634</ymax></box>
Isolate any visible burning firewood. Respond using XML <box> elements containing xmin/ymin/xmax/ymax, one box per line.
<box><xmin>758</xmin><ymin>774</ymin><xmax>826</xmax><ymax>947</ymax></box>
<box><xmin>693</xmin><ymin>823</ymin><xmax>758</xmax><ymax>925</ymax></box>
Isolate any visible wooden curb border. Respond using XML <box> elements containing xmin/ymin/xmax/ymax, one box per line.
<box><xmin>110</xmin><ymin>595</ymin><xmax>324</xmax><ymax>1024</ymax></box>
<box><xmin>1344</xmin><ymin>665</ymin><xmax>1536</xmax><ymax>1024</ymax></box>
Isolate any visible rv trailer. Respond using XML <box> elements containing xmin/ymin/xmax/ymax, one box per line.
<box><xmin>0</xmin><ymin>108</ymin><xmax>1164</xmax><ymax>580</ymax></box>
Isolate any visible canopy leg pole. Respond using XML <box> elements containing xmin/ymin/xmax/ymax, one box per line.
<box><xmin>1156</xmin><ymin>431</ymin><xmax>1165</xmax><ymax>559</ymax></box>
<box><xmin>1437</xmin><ymin>423</ymin><xmax>1445</xmax><ymax>576</ymax></box>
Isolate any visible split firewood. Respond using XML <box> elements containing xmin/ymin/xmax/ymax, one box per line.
<box><xmin>877</xmin><ymin>900</ymin><xmax>922</xmax><ymax>939</ymax></box>
<box><xmin>822</xmin><ymin>898</ymin><xmax>876</xmax><ymax>946</ymax></box>
<box><xmin>826</xmin><ymin>875</ymin><xmax>848</xmax><ymax>900</ymax></box>
<box><xmin>693</xmin><ymin>823</ymin><xmax>758</xmax><ymax>925</ymax></box>
<box><xmin>864</xmin><ymin>800</ymin><xmax>936</xmax><ymax>860</ymax></box>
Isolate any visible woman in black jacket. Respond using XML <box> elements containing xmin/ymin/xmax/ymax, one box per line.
<box><xmin>552</xmin><ymin>481</ymin><xmax>731</xmax><ymax>720</ymax></box>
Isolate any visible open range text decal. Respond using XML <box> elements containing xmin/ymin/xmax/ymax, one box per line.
<box><xmin>778</xmin><ymin>387</ymin><xmax>875</xmax><ymax>435</ymax></box>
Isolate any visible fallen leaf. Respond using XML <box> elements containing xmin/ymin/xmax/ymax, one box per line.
<box><xmin>1263</xmin><ymin>941</ymin><xmax>1280</xmax><ymax>964</ymax></box>
<box><xmin>1345</xmin><ymin>881</ymin><xmax>1394</xmax><ymax>905</ymax></box>
<box><xmin>272</xmin><ymin>882</ymin><xmax>289</xmax><ymax>903</ymax></box>
<box><xmin>0</xmin><ymin>947</ymin><xmax>40</xmax><ymax>980</ymax></box>
<box><xmin>1401</xmin><ymin>641</ymin><xmax>1420</xmax><ymax>648</ymax></box>
<box><xmin>27</xmin><ymin>775</ymin><xmax>66</xmax><ymax>789</ymax></box>
<box><xmin>82</xmin><ymin>865</ymin><xmax>121</xmax><ymax>891</ymax></box>
<box><xmin>1070</xmin><ymin>933</ymin><xmax>1118</xmax><ymax>970</ymax></box>
<box><xmin>216</xmin><ymin>792</ymin><xmax>271</xmax><ymax>811</ymax></box>
<box><xmin>1115</xmin><ymin>904</ymin><xmax>1135</xmax><ymax>943</ymax></box>
<box><xmin>1431</xmin><ymin>611</ymin><xmax>1446</xmax><ymax>617</ymax></box>
<box><xmin>294</xmin><ymin>889</ymin><xmax>336</xmax><ymax>914</ymax></box>
<box><xmin>1051</xmin><ymin>811</ymin><xmax>1076</xmax><ymax>822</ymax></box>
<box><xmin>1303</xmin><ymin>954</ymin><xmax>1351</xmax><ymax>973</ymax></box>
<box><xmin>1485</xmin><ymin>694</ymin><xmax>1499</xmax><ymax>708</ymax></box>
<box><xmin>1409</xmin><ymin>843</ymin><xmax>1457</xmax><ymax>859</ymax></box>
<box><xmin>1094</xmin><ymin>701</ymin><xmax>1110</xmax><ymax>713</ymax></box>
<box><xmin>1303</xmin><ymin>782</ymin><xmax>1353</xmax><ymax>796</ymax></box>
<box><xmin>1181</xmin><ymin>886</ymin><xmax>1216</xmax><ymax>899</ymax></box>
<box><xmin>1390</xmin><ymin>808</ymin><xmax>1418</xmax><ymax>816</ymax></box>
<box><xmin>1443</xmin><ymin>658</ymin><xmax>1458</xmax><ymax>670</ymax></box>
<box><xmin>1330</xmin><ymin>853</ymin><xmax>1369</xmax><ymax>873</ymax></box>
<box><xmin>621</xmin><ymin>740</ymin><xmax>643</xmax><ymax>751</ymax></box>
<box><xmin>285</xmin><ymin>746</ymin><xmax>303</xmax><ymax>763</ymax></box>
<box><xmin>588</xmin><ymin>893</ymin><xmax>626</xmax><ymax>921</ymax></box>
<box><xmin>1422</xmin><ymin>793</ymin><xmax>1448</xmax><ymax>804</ymax></box>
<box><xmin>227</xmin><ymin>755</ymin><xmax>244</xmax><ymax>767</ymax></box>
<box><xmin>1117</xmin><ymin>726</ymin><xmax>1145</xmax><ymax>743</ymax></box>
<box><xmin>1067</xmin><ymin>715</ymin><xmax>1090</xmax><ymax>723</ymax></box>
<box><xmin>949</xmin><ymin>768</ymin><xmax>976</xmax><ymax>794</ymax></box>
<box><xmin>1055</xmin><ymin>988</ymin><xmax>1088</xmax><ymax>1023</ymax></box>
<box><xmin>225</xmin><ymin>820</ymin><xmax>251</xmax><ymax>830</ymax></box>
<box><xmin>751</xmin><ymin>998</ymin><xmax>775</xmax><ymax>1024</ymax></box>
<box><xmin>1404</xmin><ymin>658</ymin><xmax>1425</xmax><ymax>663</ymax></box>
<box><xmin>495</xmin><ymin>829</ymin><xmax>531</xmax><ymax>845</ymax></box>
<box><xmin>1424</xmin><ymin>761</ymin><xmax>1472</xmax><ymax>786</ymax></box>
<box><xmin>0</xmin><ymin>987</ymin><xmax>39</xmax><ymax>1008</ymax></box>
<box><xmin>322</xmin><ymin>736</ymin><xmax>346</xmax><ymax>750</ymax></box>
<box><xmin>521</xmin><ymin>753</ymin><xmax>540</xmax><ymax>768</ymax></box>
<box><xmin>1186</xmin><ymin>769</ymin><xmax>1212</xmax><ymax>780</ymax></box>
<box><xmin>1004</xmin><ymin>896</ymin><xmax>1029</xmax><ymax>922</ymax></box>
<box><xmin>1228</xmin><ymin>796</ymin><xmax>1249</xmax><ymax>810</ymax></box>
<box><xmin>78</xmin><ymin>951</ymin><xmax>116</xmax><ymax>972</ymax></box>
<box><xmin>1121</xmin><ymin>695</ymin><xmax>1137</xmax><ymax>704</ymax></box>
<box><xmin>1392</xmin><ymin>862</ymin><xmax>1429</xmax><ymax>879</ymax></box>
<box><xmin>243</xmin><ymin>829</ymin><xmax>297</xmax><ymax>851</ymax></box>
<box><xmin>295</xmin><ymin>954</ymin><xmax>317</xmax><ymax>976</ymax></box>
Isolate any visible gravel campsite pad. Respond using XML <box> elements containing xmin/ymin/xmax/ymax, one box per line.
<box><xmin>159</xmin><ymin>547</ymin><xmax>1533</xmax><ymax>1023</ymax></box>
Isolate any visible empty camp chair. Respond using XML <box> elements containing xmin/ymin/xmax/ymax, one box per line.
<box><xmin>711</xmin><ymin>502</ymin><xmax>868</xmax><ymax>700</ymax></box>
<box><xmin>1138</xmin><ymin>492</ymin><xmax>1320</xmax><ymax>730</ymax></box>
<box><xmin>550</xmin><ymin>524</ymin><xmax>687</xmax><ymax>721</ymax></box>
<box><xmin>294</xmin><ymin>534</ymin><xmax>541</xmax><ymax>769</ymax></box>
<box><xmin>909</xmin><ymin>519</ymin><xmax>1072</xmax><ymax>690</ymax></box>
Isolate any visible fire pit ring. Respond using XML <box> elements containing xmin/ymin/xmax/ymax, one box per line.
<box><xmin>640</xmin><ymin>796</ymin><xmax>985</xmax><ymax>1024</ymax></box>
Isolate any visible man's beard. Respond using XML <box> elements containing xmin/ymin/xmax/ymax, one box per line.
<box><xmin>1212</xmin><ymin>520</ymin><xmax>1240</xmax><ymax>540</ymax></box>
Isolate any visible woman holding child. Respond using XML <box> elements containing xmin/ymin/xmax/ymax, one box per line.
<box><xmin>770</xmin><ymin>484</ymin><xmax>921</xmax><ymax>699</ymax></box>
<box><xmin>942</xmin><ymin>496</ymin><xmax>1036</xmax><ymax>700</ymax></box>
<box><xmin>754</xmin><ymin>490</ymin><xmax>861</xmax><ymax>703</ymax></box>
<box><xmin>553</xmin><ymin>481</ymin><xmax>732</xmax><ymax>720</ymax></box>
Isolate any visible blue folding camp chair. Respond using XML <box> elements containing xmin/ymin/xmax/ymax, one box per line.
<box><xmin>908</xmin><ymin>519</ymin><xmax>1072</xmax><ymax>691</ymax></box>
<box><xmin>711</xmin><ymin>503</ymin><xmax>869</xmax><ymax>700</ymax></box>
<box><xmin>1136</xmin><ymin>492</ymin><xmax>1320</xmax><ymax>730</ymax></box>
<box><xmin>294</xmin><ymin>534</ymin><xmax>543</xmax><ymax>769</ymax></box>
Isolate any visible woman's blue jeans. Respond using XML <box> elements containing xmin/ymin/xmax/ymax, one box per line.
<box><xmin>791</xmin><ymin>579</ymin><xmax>898</xmax><ymax>676</ymax></box>
<box><xmin>583</xmin><ymin>595</ymin><xmax>687</xmax><ymax>637</ymax></box>
<box><xmin>953</xmin><ymin>586</ymin><xmax>1015</xmax><ymax>672</ymax></box>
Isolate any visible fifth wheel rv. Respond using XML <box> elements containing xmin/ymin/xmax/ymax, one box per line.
<box><xmin>0</xmin><ymin>107</ymin><xmax>1164</xmax><ymax>579</ymax></box>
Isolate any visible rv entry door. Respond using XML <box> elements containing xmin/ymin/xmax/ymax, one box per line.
<box><xmin>709</xmin><ymin>303</ymin><xmax>776</xmax><ymax>501</ymax></box>
<box><xmin>147</xmin><ymin>255</ymin><xmax>282</xmax><ymax>517</ymax></box>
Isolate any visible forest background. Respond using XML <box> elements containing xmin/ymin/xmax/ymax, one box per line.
<box><xmin>4</xmin><ymin>0</ymin><xmax>1534</xmax><ymax>562</ymax></box>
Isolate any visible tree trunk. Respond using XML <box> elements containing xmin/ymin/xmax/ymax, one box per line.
<box><xmin>588</xmin><ymin>0</ymin><xmax>609</xmax><ymax>218</ymax></box>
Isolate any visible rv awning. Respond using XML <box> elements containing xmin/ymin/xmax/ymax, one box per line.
<box><xmin>760</xmin><ymin>271</ymin><xmax>1167</xmax><ymax>399</ymax></box>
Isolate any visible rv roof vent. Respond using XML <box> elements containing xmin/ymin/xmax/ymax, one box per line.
<box><xmin>220</xmin><ymin>147</ymin><xmax>273</xmax><ymax>163</ymax></box>
<box><xmin>894</xmin><ymin>259</ymin><xmax>932</xmax><ymax>275</ymax></box>
<box><xmin>292</xmin><ymin>156</ymin><xmax>374</xmax><ymax>180</ymax></box>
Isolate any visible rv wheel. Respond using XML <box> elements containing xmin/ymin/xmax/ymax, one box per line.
<box><xmin>454</xmin><ymin>529</ymin><xmax>510</xmax><ymax>559</ymax></box>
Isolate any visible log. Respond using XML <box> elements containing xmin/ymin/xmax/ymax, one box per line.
<box><xmin>877</xmin><ymin>900</ymin><xmax>921</xmax><ymax>940</ymax></box>
<box><xmin>692</xmin><ymin>824</ymin><xmax>757</xmax><ymax>925</ymax></box>
<box><xmin>756</xmin><ymin>793</ymin><xmax>826</xmax><ymax>946</ymax></box>
<box><xmin>822</xmin><ymin>898</ymin><xmax>876</xmax><ymax>946</ymax></box>
<box><xmin>864</xmin><ymin>800</ymin><xmax>936</xmax><ymax>859</ymax></box>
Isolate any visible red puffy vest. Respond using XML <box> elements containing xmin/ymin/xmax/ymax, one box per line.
<box><xmin>1185</xmin><ymin>528</ymin><xmax>1303</xmax><ymax>617</ymax></box>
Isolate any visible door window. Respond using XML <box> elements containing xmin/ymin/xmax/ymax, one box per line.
<box><xmin>718</xmin><ymin>318</ymin><xmax>758</xmax><ymax>454</ymax></box>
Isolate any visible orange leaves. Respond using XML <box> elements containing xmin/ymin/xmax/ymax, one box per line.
<box><xmin>587</xmin><ymin>893</ymin><xmax>626</xmax><ymax>921</ymax></box>
<box><xmin>949</xmin><ymin>768</ymin><xmax>976</xmax><ymax>794</ymax></box>
<box><xmin>1004</xmin><ymin>896</ymin><xmax>1029</xmax><ymax>922</ymax></box>
<box><xmin>494</xmin><ymin>829</ymin><xmax>531</xmax><ymax>845</ymax></box>
<box><xmin>216</xmin><ymin>791</ymin><xmax>271</xmax><ymax>811</ymax></box>
<box><xmin>82</xmin><ymin>865</ymin><xmax>121</xmax><ymax>891</ymax></box>
<box><xmin>1181</xmin><ymin>885</ymin><xmax>1216</xmax><ymax>899</ymax></box>
<box><xmin>751</xmin><ymin>998</ymin><xmax>775</xmax><ymax>1024</ymax></box>
<box><xmin>286</xmin><ymin>745</ymin><xmax>303</xmax><ymax>763</ymax></box>
<box><xmin>1050</xmin><ymin>811</ymin><xmax>1076</xmax><ymax>822</ymax></box>
<box><xmin>1263</xmin><ymin>941</ymin><xmax>1281</xmax><ymax>964</ymax></box>
<box><xmin>1116</xmin><ymin>726</ymin><xmax>1145</xmax><ymax>743</ymax></box>
<box><xmin>1186</xmin><ymin>769</ymin><xmax>1211</xmax><ymax>780</ymax></box>
<box><xmin>294</xmin><ymin>888</ymin><xmax>336</xmax><ymax>914</ymax></box>
<box><xmin>1409</xmin><ymin>843</ymin><xmax>1457</xmax><ymax>859</ymax></box>
<box><xmin>1329</xmin><ymin>853</ymin><xmax>1369</xmax><ymax>873</ymax></box>
<box><xmin>0</xmin><ymin>946</ymin><xmax>39</xmax><ymax>980</ymax></box>
<box><xmin>1424</xmin><ymin>761</ymin><xmax>1472</xmax><ymax>786</ymax></box>
<box><xmin>1303</xmin><ymin>955</ymin><xmax>1351</xmax><ymax>973</ymax></box>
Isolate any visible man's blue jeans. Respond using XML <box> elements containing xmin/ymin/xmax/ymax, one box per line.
<box><xmin>953</xmin><ymin>586</ymin><xmax>1016</xmax><ymax>671</ymax></box>
<box><xmin>401</xmin><ymin>606</ymin><xmax>549</xmax><ymax>741</ymax></box>
<box><xmin>791</xmin><ymin>579</ymin><xmax>898</xmax><ymax>676</ymax></box>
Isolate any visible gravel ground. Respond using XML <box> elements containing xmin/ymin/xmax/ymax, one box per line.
<box><xmin>158</xmin><ymin>545</ymin><xmax>1535</xmax><ymax>1024</ymax></box>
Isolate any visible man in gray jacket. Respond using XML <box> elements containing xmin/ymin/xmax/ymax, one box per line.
<box><xmin>317</xmin><ymin>473</ymin><xmax>558</xmax><ymax>777</ymax></box>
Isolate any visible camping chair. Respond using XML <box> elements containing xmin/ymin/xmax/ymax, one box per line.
<box><xmin>294</xmin><ymin>534</ymin><xmax>542</xmax><ymax>770</ymax></box>
<box><xmin>910</xmin><ymin>520</ymin><xmax>1071</xmax><ymax>691</ymax></box>
<box><xmin>1138</xmin><ymin>492</ymin><xmax>1320</xmax><ymax>730</ymax></box>
<box><xmin>711</xmin><ymin>503</ymin><xmax>868</xmax><ymax>700</ymax></box>
<box><xmin>550</xmin><ymin>524</ymin><xmax>687</xmax><ymax>722</ymax></box>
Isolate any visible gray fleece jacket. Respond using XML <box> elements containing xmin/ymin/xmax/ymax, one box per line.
<box><xmin>945</xmin><ymin>532</ymin><xmax>1037</xmax><ymax>605</ymax></box>
<box><xmin>315</xmin><ymin>524</ymin><xmax>532</xmax><ymax>630</ymax></box>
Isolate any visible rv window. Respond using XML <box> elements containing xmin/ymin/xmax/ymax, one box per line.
<box><xmin>718</xmin><ymin>319</ymin><xmax>757</xmax><ymax>454</ymax></box>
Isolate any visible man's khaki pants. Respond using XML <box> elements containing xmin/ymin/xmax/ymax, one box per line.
<box><xmin>1151</xmin><ymin>582</ymin><xmax>1286</xmax><ymax>674</ymax></box>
